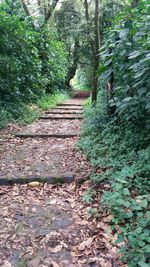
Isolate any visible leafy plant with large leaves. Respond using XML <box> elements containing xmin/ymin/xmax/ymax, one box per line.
<box><xmin>80</xmin><ymin>1</ymin><xmax>150</xmax><ymax>266</ymax></box>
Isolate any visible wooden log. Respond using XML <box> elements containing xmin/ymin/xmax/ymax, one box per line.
<box><xmin>0</xmin><ymin>175</ymin><xmax>75</xmax><ymax>186</ymax></box>
<box><xmin>39</xmin><ymin>116</ymin><xmax>83</xmax><ymax>120</ymax></box>
<box><xmin>15</xmin><ymin>133</ymin><xmax>79</xmax><ymax>138</ymax></box>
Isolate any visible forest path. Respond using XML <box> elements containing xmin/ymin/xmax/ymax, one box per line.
<box><xmin>0</xmin><ymin>96</ymin><xmax>122</xmax><ymax>267</ymax></box>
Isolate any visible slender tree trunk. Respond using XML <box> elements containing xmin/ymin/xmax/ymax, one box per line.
<box><xmin>92</xmin><ymin>0</ymin><xmax>100</xmax><ymax>103</ymax></box>
<box><xmin>66</xmin><ymin>39</ymin><xmax>80</xmax><ymax>88</ymax></box>
<box><xmin>84</xmin><ymin>0</ymin><xmax>89</xmax><ymax>21</ymax></box>
<box><xmin>45</xmin><ymin>0</ymin><xmax>59</xmax><ymax>23</ymax></box>
<box><xmin>131</xmin><ymin>0</ymin><xmax>139</xmax><ymax>8</ymax></box>
<box><xmin>83</xmin><ymin>0</ymin><xmax>100</xmax><ymax>103</ymax></box>
<box><xmin>21</xmin><ymin>0</ymin><xmax>31</xmax><ymax>17</ymax></box>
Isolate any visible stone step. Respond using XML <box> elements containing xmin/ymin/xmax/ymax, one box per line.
<box><xmin>0</xmin><ymin>175</ymin><xmax>75</xmax><ymax>186</ymax></box>
<box><xmin>15</xmin><ymin>133</ymin><xmax>79</xmax><ymax>138</ymax></box>
<box><xmin>72</xmin><ymin>91</ymin><xmax>91</xmax><ymax>98</ymax></box>
<box><xmin>39</xmin><ymin>116</ymin><xmax>83</xmax><ymax>120</ymax></box>
<box><xmin>45</xmin><ymin>111</ymin><xmax>82</xmax><ymax>115</ymax></box>
<box><xmin>53</xmin><ymin>107</ymin><xmax>83</xmax><ymax>110</ymax></box>
<box><xmin>58</xmin><ymin>103</ymin><xmax>83</xmax><ymax>106</ymax></box>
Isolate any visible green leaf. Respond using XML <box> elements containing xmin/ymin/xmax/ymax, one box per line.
<box><xmin>140</xmin><ymin>199</ymin><xmax>148</xmax><ymax>208</ymax></box>
<box><xmin>129</xmin><ymin>50</ymin><xmax>141</xmax><ymax>59</ymax></box>
<box><xmin>146</xmin><ymin>102</ymin><xmax>150</xmax><ymax>110</ymax></box>
<box><xmin>119</xmin><ymin>28</ymin><xmax>129</xmax><ymax>38</ymax></box>
<box><xmin>138</xmin><ymin>261</ymin><xmax>150</xmax><ymax>267</ymax></box>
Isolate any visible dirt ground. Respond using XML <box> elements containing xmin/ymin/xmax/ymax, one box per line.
<box><xmin>0</xmin><ymin>98</ymin><xmax>124</xmax><ymax>267</ymax></box>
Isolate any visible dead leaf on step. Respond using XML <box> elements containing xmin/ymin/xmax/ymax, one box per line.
<box><xmin>78</xmin><ymin>236</ymin><xmax>95</xmax><ymax>251</ymax></box>
<box><xmin>49</xmin><ymin>199</ymin><xmax>57</xmax><ymax>205</ymax></box>
<box><xmin>51</xmin><ymin>260</ymin><xmax>60</xmax><ymax>267</ymax></box>
<box><xmin>76</xmin><ymin>220</ymin><xmax>88</xmax><ymax>226</ymax></box>
<box><xmin>60</xmin><ymin>241</ymin><xmax>68</xmax><ymax>249</ymax></box>
<box><xmin>48</xmin><ymin>244</ymin><xmax>63</xmax><ymax>253</ymax></box>
<box><xmin>78</xmin><ymin>259</ymin><xmax>87</xmax><ymax>264</ymax></box>
<box><xmin>46</xmin><ymin>231</ymin><xmax>61</xmax><ymax>239</ymax></box>
<box><xmin>48</xmin><ymin>241</ymin><xmax>68</xmax><ymax>253</ymax></box>
<box><xmin>2</xmin><ymin>261</ymin><xmax>12</xmax><ymax>267</ymax></box>
<box><xmin>31</xmin><ymin>207</ymin><xmax>37</xmax><ymax>213</ymax></box>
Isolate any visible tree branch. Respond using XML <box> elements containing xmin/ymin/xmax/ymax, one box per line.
<box><xmin>21</xmin><ymin>0</ymin><xmax>31</xmax><ymax>17</ymax></box>
<box><xmin>45</xmin><ymin>0</ymin><xmax>60</xmax><ymax>23</ymax></box>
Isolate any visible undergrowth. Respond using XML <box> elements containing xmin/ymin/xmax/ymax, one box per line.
<box><xmin>79</xmin><ymin>92</ymin><xmax>150</xmax><ymax>267</ymax></box>
<box><xmin>0</xmin><ymin>92</ymin><xmax>69</xmax><ymax>129</ymax></box>
<box><xmin>37</xmin><ymin>92</ymin><xmax>69</xmax><ymax>110</ymax></box>
<box><xmin>79</xmin><ymin>1</ymin><xmax>150</xmax><ymax>266</ymax></box>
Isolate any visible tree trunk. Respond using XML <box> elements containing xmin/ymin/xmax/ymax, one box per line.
<box><xmin>45</xmin><ymin>0</ymin><xmax>60</xmax><ymax>23</ymax></box>
<box><xmin>21</xmin><ymin>0</ymin><xmax>31</xmax><ymax>17</ymax></box>
<box><xmin>131</xmin><ymin>0</ymin><xmax>139</xmax><ymax>8</ymax></box>
<box><xmin>84</xmin><ymin>0</ymin><xmax>89</xmax><ymax>21</ymax></box>
<box><xmin>66</xmin><ymin>39</ymin><xmax>80</xmax><ymax>88</ymax></box>
<box><xmin>92</xmin><ymin>0</ymin><xmax>100</xmax><ymax>103</ymax></box>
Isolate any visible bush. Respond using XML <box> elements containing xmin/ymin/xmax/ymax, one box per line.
<box><xmin>0</xmin><ymin>8</ymin><xmax>43</xmax><ymax>103</ymax></box>
<box><xmin>38</xmin><ymin>92</ymin><xmax>69</xmax><ymax>110</ymax></box>
<box><xmin>0</xmin><ymin>1</ymin><xmax>68</xmax><ymax>127</ymax></box>
<box><xmin>79</xmin><ymin>1</ymin><xmax>150</xmax><ymax>266</ymax></box>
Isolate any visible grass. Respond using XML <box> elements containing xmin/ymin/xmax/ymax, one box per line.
<box><xmin>37</xmin><ymin>92</ymin><xmax>69</xmax><ymax>110</ymax></box>
<box><xmin>84</xmin><ymin>96</ymin><xmax>92</xmax><ymax>108</ymax></box>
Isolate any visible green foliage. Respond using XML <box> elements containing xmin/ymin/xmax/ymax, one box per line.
<box><xmin>0</xmin><ymin>107</ymin><xmax>13</xmax><ymax>129</ymax></box>
<box><xmin>0</xmin><ymin>92</ymin><xmax>69</xmax><ymax>129</ymax></box>
<box><xmin>0</xmin><ymin>8</ymin><xmax>42</xmax><ymax>103</ymax></box>
<box><xmin>0</xmin><ymin>1</ymin><xmax>68</xmax><ymax>127</ymax></box>
<box><xmin>72</xmin><ymin>67</ymin><xmax>93</xmax><ymax>91</ymax></box>
<box><xmin>37</xmin><ymin>92</ymin><xmax>69</xmax><ymax>110</ymax></box>
<box><xmin>79</xmin><ymin>1</ymin><xmax>150</xmax><ymax>266</ymax></box>
<box><xmin>55</xmin><ymin>0</ymin><xmax>81</xmax><ymax>80</ymax></box>
<box><xmin>100</xmin><ymin>0</ymin><xmax>125</xmax><ymax>38</ymax></box>
<box><xmin>82</xmin><ymin>189</ymin><xmax>95</xmax><ymax>203</ymax></box>
<box><xmin>37</xmin><ymin>26</ymin><xmax>68</xmax><ymax>94</ymax></box>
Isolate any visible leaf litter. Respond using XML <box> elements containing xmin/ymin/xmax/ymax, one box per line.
<box><xmin>0</xmin><ymin>182</ymin><xmax>124</xmax><ymax>267</ymax></box>
<box><xmin>0</xmin><ymin>99</ymin><xmax>125</xmax><ymax>266</ymax></box>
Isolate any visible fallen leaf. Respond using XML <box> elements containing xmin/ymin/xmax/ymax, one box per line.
<box><xmin>3</xmin><ymin>262</ymin><xmax>12</xmax><ymax>267</ymax></box>
<box><xmin>78</xmin><ymin>237</ymin><xmax>94</xmax><ymax>251</ymax></box>
<box><xmin>51</xmin><ymin>260</ymin><xmax>60</xmax><ymax>267</ymax></box>
<box><xmin>45</xmin><ymin>231</ymin><xmax>61</xmax><ymax>242</ymax></box>
<box><xmin>32</xmin><ymin>207</ymin><xmax>37</xmax><ymax>213</ymax></box>
<box><xmin>60</xmin><ymin>241</ymin><xmax>68</xmax><ymax>249</ymax></box>
<box><xmin>76</xmin><ymin>220</ymin><xmax>88</xmax><ymax>226</ymax></box>
<box><xmin>28</xmin><ymin>181</ymin><xmax>42</xmax><ymax>187</ymax></box>
<box><xmin>48</xmin><ymin>244</ymin><xmax>63</xmax><ymax>253</ymax></box>
<box><xmin>49</xmin><ymin>199</ymin><xmax>57</xmax><ymax>205</ymax></box>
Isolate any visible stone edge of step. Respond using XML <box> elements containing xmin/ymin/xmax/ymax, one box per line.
<box><xmin>0</xmin><ymin>175</ymin><xmax>75</xmax><ymax>186</ymax></box>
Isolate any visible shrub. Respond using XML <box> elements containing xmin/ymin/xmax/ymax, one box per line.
<box><xmin>79</xmin><ymin>1</ymin><xmax>150</xmax><ymax>266</ymax></box>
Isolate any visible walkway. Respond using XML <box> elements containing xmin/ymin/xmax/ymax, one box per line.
<box><xmin>0</xmin><ymin>95</ymin><xmax>121</xmax><ymax>267</ymax></box>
